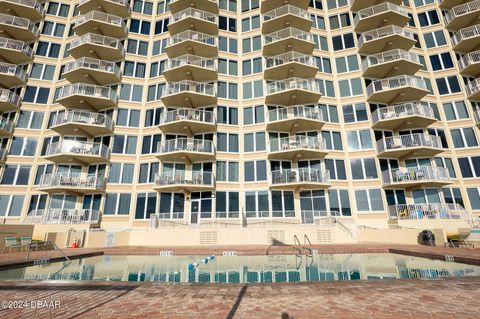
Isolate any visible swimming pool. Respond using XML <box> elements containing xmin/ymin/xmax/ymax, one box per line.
<box><xmin>1</xmin><ymin>253</ymin><xmax>479</xmax><ymax>283</ymax></box>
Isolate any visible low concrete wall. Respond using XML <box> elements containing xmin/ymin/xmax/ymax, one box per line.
<box><xmin>0</xmin><ymin>225</ymin><xmax>34</xmax><ymax>251</ymax></box>
<box><xmin>398</xmin><ymin>220</ymin><xmax>469</xmax><ymax>236</ymax></box>
<box><xmin>359</xmin><ymin>228</ymin><xmax>445</xmax><ymax>246</ymax></box>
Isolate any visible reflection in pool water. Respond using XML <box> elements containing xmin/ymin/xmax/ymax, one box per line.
<box><xmin>1</xmin><ymin>253</ymin><xmax>479</xmax><ymax>283</ymax></box>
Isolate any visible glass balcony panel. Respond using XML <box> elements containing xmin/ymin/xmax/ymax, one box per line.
<box><xmin>73</xmin><ymin>10</ymin><xmax>127</xmax><ymax>38</ymax></box>
<box><xmin>270</xmin><ymin>168</ymin><xmax>330</xmax><ymax>189</ymax></box>
<box><xmin>24</xmin><ymin>208</ymin><xmax>101</xmax><ymax>224</ymax></box>
<box><xmin>0</xmin><ymin>12</ymin><xmax>39</xmax><ymax>41</ymax></box>
<box><xmin>354</xmin><ymin>2</ymin><xmax>409</xmax><ymax>32</ymax></box>
<box><xmin>0</xmin><ymin>88</ymin><xmax>21</xmax><ymax>112</ymax></box>
<box><xmin>371</xmin><ymin>102</ymin><xmax>437</xmax><ymax>130</ymax></box>
<box><xmin>388</xmin><ymin>203</ymin><xmax>471</xmax><ymax>221</ymax></box>
<box><xmin>63</xmin><ymin>57</ymin><xmax>122</xmax><ymax>85</ymax></box>
<box><xmin>38</xmin><ymin>173</ymin><xmax>106</xmax><ymax>192</ymax></box>
<box><xmin>366</xmin><ymin>75</ymin><xmax>429</xmax><ymax>104</ymax></box>
<box><xmin>361</xmin><ymin>49</ymin><xmax>422</xmax><ymax>78</ymax></box>
<box><xmin>358</xmin><ymin>25</ymin><xmax>415</xmax><ymax>54</ymax></box>
<box><xmin>376</xmin><ymin>133</ymin><xmax>443</xmax><ymax>158</ymax></box>
<box><xmin>51</xmin><ymin>109</ymin><xmax>114</xmax><ymax>136</ymax></box>
<box><xmin>382</xmin><ymin>167</ymin><xmax>452</xmax><ymax>188</ymax></box>
<box><xmin>445</xmin><ymin>0</ymin><xmax>480</xmax><ymax>31</ymax></box>
<box><xmin>69</xmin><ymin>33</ymin><xmax>125</xmax><ymax>60</ymax></box>
<box><xmin>452</xmin><ymin>24</ymin><xmax>480</xmax><ymax>53</ymax></box>
<box><xmin>0</xmin><ymin>37</ymin><xmax>32</xmax><ymax>64</ymax></box>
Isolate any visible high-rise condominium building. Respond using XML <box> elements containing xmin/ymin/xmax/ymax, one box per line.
<box><xmin>0</xmin><ymin>0</ymin><xmax>479</xmax><ymax>245</ymax></box>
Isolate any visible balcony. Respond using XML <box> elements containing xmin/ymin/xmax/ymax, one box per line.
<box><xmin>349</xmin><ymin>0</ymin><xmax>403</xmax><ymax>11</ymax></box>
<box><xmin>376</xmin><ymin>133</ymin><xmax>443</xmax><ymax>159</ymax></box>
<box><xmin>466</xmin><ymin>78</ymin><xmax>480</xmax><ymax>100</ymax></box>
<box><xmin>0</xmin><ymin>116</ymin><xmax>13</xmax><ymax>137</ymax></box>
<box><xmin>270</xmin><ymin>168</ymin><xmax>331</xmax><ymax>190</ymax></box>
<box><xmin>382</xmin><ymin>167</ymin><xmax>452</xmax><ymax>189</ymax></box>
<box><xmin>0</xmin><ymin>62</ymin><xmax>27</xmax><ymax>87</ymax></box>
<box><xmin>159</xmin><ymin>108</ymin><xmax>215</xmax><ymax>135</ymax></box>
<box><xmin>56</xmin><ymin>83</ymin><xmax>118</xmax><ymax>110</ymax></box>
<box><xmin>388</xmin><ymin>203</ymin><xmax>470</xmax><ymax>221</ymax></box>
<box><xmin>366</xmin><ymin>75</ymin><xmax>429</xmax><ymax>104</ymax></box>
<box><xmin>169</xmin><ymin>0</ymin><xmax>219</xmax><ymax>15</ymax></box>
<box><xmin>165</xmin><ymin>30</ymin><xmax>217</xmax><ymax>58</ymax></box>
<box><xmin>452</xmin><ymin>24</ymin><xmax>480</xmax><ymax>53</ymax></box>
<box><xmin>371</xmin><ymin>102</ymin><xmax>437</xmax><ymax>131</ymax></box>
<box><xmin>0</xmin><ymin>88</ymin><xmax>21</xmax><ymax>112</ymax></box>
<box><xmin>69</xmin><ymin>33</ymin><xmax>125</xmax><ymax>61</ymax></box>
<box><xmin>163</xmin><ymin>54</ymin><xmax>217</xmax><ymax>82</ymax></box>
<box><xmin>354</xmin><ymin>3</ymin><xmax>409</xmax><ymax>33</ymax></box>
<box><xmin>153</xmin><ymin>171</ymin><xmax>215</xmax><ymax>192</ymax></box>
<box><xmin>445</xmin><ymin>0</ymin><xmax>480</xmax><ymax>31</ymax></box>
<box><xmin>0</xmin><ymin>13</ymin><xmax>38</xmax><ymax>41</ymax></box>
<box><xmin>161</xmin><ymin>80</ymin><xmax>216</xmax><ymax>108</ymax></box>
<box><xmin>23</xmin><ymin>209</ymin><xmax>100</xmax><ymax>225</ymax></box>
<box><xmin>361</xmin><ymin>49</ymin><xmax>422</xmax><ymax>79</ymax></box>
<box><xmin>263</xmin><ymin>27</ymin><xmax>314</xmax><ymax>56</ymax></box>
<box><xmin>44</xmin><ymin>140</ymin><xmax>110</xmax><ymax>164</ymax></box>
<box><xmin>439</xmin><ymin>0</ymin><xmax>469</xmax><ymax>10</ymax></box>
<box><xmin>0</xmin><ymin>37</ymin><xmax>32</xmax><ymax>64</ymax></box>
<box><xmin>73</xmin><ymin>11</ymin><xmax>127</xmax><ymax>38</ymax></box>
<box><xmin>262</xmin><ymin>5</ymin><xmax>311</xmax><ymax>35</ymax></box>
<box><xmin>266</xmin><ymin>105</ymin><xmax>325</xmax><ymax>132</ymax></box>
<box><xmin>157</xmin><ymin>138</ymin><xmax>215</xmax><ymax>163</ymax></box>
<box><xmin>261</xmin><ymin>0</ymin><xmax>309</xmax><ymax>13</ymax></box>
<box><xmin>63</xmin><ymin>57</ymin><xmax>121</xmax><ymax>85</ymax></box>
<box><xmin>50</xmin><ymin>109</ymin><xmax>114</xmax><ymax>137</ymax></box>
<box><xmin>38</xmin><ymin>173</ymin><xmax>106</xmax><ymax>194</ymax></box>
<box><xmin>268</xmin><ymin>136</ymin><xmax>328</xmax><ymax>160</ymax></box>
<box><xmin>78</xmin><ymin>0</ymin><xmax>131</xmax><ymax>18</ymax></box>
<box><xmin>264</xmin><ymin>51</ymin><xmax>317</xmax><ymax>80</ymax></box>
<box><xmin>168</xmin><ymin>8</ymin><xmax>218</xmax><ymax>35</ymax></box>
<box><xmin>265</xmin><ymin>78</ymin><xmax>321</xmax><ymax>105</ymax></box>
<box><xmin>358</xmin><ymin>25</ymin><xmax>416</xmax><ymax>55</ymax></box>
<box><xmin>0</xmin><ymin>0</ymin><xmax>45</xmax><ymax>21</ymax></box>
<box><xmin>459</xmin><ymin>50</ymin><xmax>480</xmax><ymax>76</ymax></box>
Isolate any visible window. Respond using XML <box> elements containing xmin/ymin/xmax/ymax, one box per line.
<box><xmin>244</xmin><ymin>132</ymin><xmax>266</xmax><ymax>152</ymax></box>
<box><xmin>156</xmin><ymin>0</ymin><xmax>169</xmax><ymax>14</ymax></box>
<box><xmin>217</xmin><ymin>132</ymin><xmax>239</xmax><ymax>152</ymax></box>
<box><xmin>428</xmin><ymin>128</ymin><xmax>449</xmax><ymax>148</ymax></box>
<box><xmin>149</xmin><ymin>60</ymin><xmax>167</xmax><ymax>78</ymax></box>
<box><xmin>271</xmin><ymin>191</ymin><xmax>295</xmax><ymax>217</ymax></box>
<box><xmin>436</xmin><ymin>76</ymin><xmax>461</xmax><ymax>95</ymax></box>
<box><xmin>133</xmin><ymin>0</ymin><xmax>153</xmax><ymax>15</ymax></box>
<box><xmin>343</xmin><ymin>103</ymin><xmax>367</xmax><ymax>123</ymax></box>
<box><xmin>147</xmin><ymin>83</ymin><xmax>166</xmax><ymax>101</ymax></box>
<box><xmin>355</xmin><ymin>189</ymin><xmax>384</xmax><ymax>211</ymax></box>
<box><xmin>36</xmin><ymin>41</ymin><xmax>60</xmax><ymax>58</ymax></box>
<box><xmin>216</xmin><ymin>161</ymin><xmax>239</xmax><ymax>182</ymax></box>
<box><xmin>244</xmin><ymin>160</ymin><xmax>267</xmax><ymax>181</ymax></box>
<box><xmin>112</xmin><ymin>135</ymin><xmax>138</xmax><ymax>154</ymax></box>
<box><xmin>217</xmin><ymin>81</ymin><xmax>238</xmax><ymax>100</ymax></box>
<box><xmin>116</xmin><ymin>108</ymin><xmax>140</xmax><ymax>127</ymax></box>
<box><xmin>124</xmin><ymin>61</ymin><xmax>146</xmax><ymax>78</ymax></box>
<box><xmin>443</xmin><ymin>188</ymin><xmax>464</xmax><ymax>207</ymax></box>
<box><xmin>47</xmin><ymin>2</ymin><xmax>69</xmax><ymax>17</ymax></box>
<box><xmin>451</xmin><ymin>128</ymin><xmax>478</xmax><ymax>148</ymax></box>
<box><xmin>443</xmin><ymin>101</ymin><xmax>469</xmax><ymax>120</ymax></box>
<box><xmin>322</xmin><ymin>130</ymin><xmax>343</xmax><ymax>150</ymax></box>
<box><xmin>1</xmin><ymin>165</ymin><xmax>31</xmax><ymax>185</ymax></box>
<box><xmin>339</xmin><ymin>78</ymin><xmax>363</xmax><ymax>97</ymax></box>
<box><xmin>144</xmin><ymin>108</ymin><xmax>163</xmax><ymax>127</ymax></box>
<box><xmin>141</xmin><ymin>134</ymin><xmax>162</xmax><ymax>154</ymax></box>
<box><xmin>216</xmin><ymin>191</ymin><xmax>239</xmax><ymax>218</ymax></box>
<box><xmin>30</xmin><ymin>63</ymin><xmax>55</xmax><ymax>80</ymax></box>
<box><xmin>159</xmin><ymin>192</ymin><xmax>185</xmax><ymax>219</ymax></box>
<box><xmin>312</xmin><ymin>34</ymin><xmax>328</xmax><ymax>51</ymax></box>
<box><xmin>130</xmin><ymin>19</ymin><xmax>151</xmax><ymax>35</ymax></box>
<box><xmin>241</xmin><ymin>15</ymin><xmax>260</xmax><ymax>31</ymax></box>
<box><xmin>154</xmin><ymin>18</ymin><xmax>169</xmax><ymax>34</ymax></box>
<box><xmin>327</xmin><ymin>0</ymin><xmax>348</xmax><ymax>10</ymax></box>
<box><xmin>138</xmin><ymin>162</ymin><xmax>159</xmax><ymax>183</ymax></box>
<box><xmin>417</xmin><ymin>10</ymin><xmax>440</xmax><ymax>27</ymax></box>
<box><xmin>16</xmin><ymin>111</ymin><xmax>43</xmax><ymax>129</ymax></box>
<box><xmin>429</xmin><ymin>52</ymin><xmax>454</xmax><ymax>71</ymax></box>
<box><xmin>245</xmin><ymin>190</ymin><xmax>269</xmax><ymax>218</ymax></box>
<box><xmin>218</xmin><ymin>58</ymin><xmax>238</xmax><ymax>76</ymax></box>
<box><xmin>311</xmin><ymin>14</ymin><xmax>325</xmax><ymax>30</ymax></box>
<box><xmin>151</xmin><ymin>39</ymin><xmax>168</xmax><ymax>55</ymax></box>
<box><xmin>434</xmin><ymin>157</ymin><xmax>456</xmax><ymax>178</ymax></box>
<box><xmin>300</xmin><ymin>190</ymin><xmax>327</xmax><ymax>219</ymax></box>
<box><xmin>243</xmin><ymin>80</ymin><xmax>263</xmax><ymax>99</ymax></box>
<box><xmin>244</xmin><ymin>105</ymin><xmax>264</xmax><ymax>124</ymax></box>
<box><xmin>9</xmin><ymin>137</ymin><xmax>37</xmax><ymax>156</ymax></box>
<box><xmin>219</xmin><ymin>36</ymin><xmax>238</xmax><ymax>53</ymax></box>
<box><xmin>328</xmin><ymin>189</ymin><xmax>351</xmax><ymax>216</ymax></box>
<box><xmin>347</xmin><ymin>130</ymin><xmax>372</xmax><ymax>151</ymax></box>
<box><xmin>412</xmin><ymin>189</ymin><xmax>441</xmax><ymax>204</ymax></box>
<box><xmin>104</xmin><ymin>193</ymin><xmax>131</xmax><ymax>215</ymax></box>
<box><xmin>242</xmin><ymin>36</ymin><xmax>261</xmax><ymax>53</ymax></box>
<box><xmin>423</xmin><ymin>30</ymin><xmax>447</xmax><ymax>48</ymax></box>
<box><xmin>28</xmin><ymin>194</ymin><xmax>47</xmax><ymax>213</ymax></box>
<box><xmin>242</xmin><ymin>58</ymin><xmax>262</xmax><ymax>76</ymax></box>
<box><xmin>241</xmin><ymin>0</ymin><xmax>258</xmax><ymax>11</ymax></box>
<box><xmin>319</xmin><ymin>104</ymin><xmax>339</xmax><ymax>123</ymax></box>
<box><xmin>217</xmin><ymin>106</ymin><xmax>238</xmax><ymax>125</ymax></box>
<box><xmin>191</xmin><ymin>191</ymin><xmax>213</xmax><ymax>218</ymax></box>
<box><xmin>108</xmin><ymin>163</ymin><xmax>134</xmax><ymax>184</ymax></box>
<box><xmin>34</xmin><ymin>164</ymin><xmax>53</xmax><ymax>185</ymax></box>
<box><xmin>332</xmin><ymin>33</ymin><xmax>355</xmax><ymax>51</ymax></box>
<box><xmin>0</xmin><ymin>195</ymin><xmax>24</xmax><ymax>216</ymax></box>
<box><xmin>315</xmin><ymin>56</ymin><xmax>331</xmax><ymax>73</ymax></box>
<box><xmin>316</xmin><ymin>79</ymin><xmax>335</xmax><ymax>97</ymax></box>
<box><xmin>41</xmin><ymin>21</ymin><xmax>65</xmax><ymax>37</ymax></box>
<box><xmin>335</xmin><ymin>55</ymin><xmax>359</xmax><ymax>73</ymax></box>
<box><xmin>325</xmin><ymin>159</ymin><xmax>346</xmax><ymax>180</ymax></box>
<box><xmin>219</xmin><ymin>16</ymin><xmax>236</xmax><ymax>32</ymax></box>
<box><xmin>457</xmin><ymin>156</ymin><xmax>480</xmax><ymax>178</ymax></box>
<box><xmin>119</xmin><ymin>84</ymin><xmax>143</xmax><ymax>102</ymax></box>
<box><xmin>219</xmin><ymin>0</ymin><xmax>237</xmax><ymax>12</ymax></box>
<box><xmin>127</xmin><ymin>39</ymin><xmax>149</xmax><ymax>56</ymax></box>
<box><xmin>350</xmin><ymin>158</ymin><xmax>378</xmax><ymax>180</ymax></box>
<box><xmin>23</xmin><ymin>86</ymin><xmax>49</xmax><ymax>104</ymax></box>
<box><xmin>329</xmin><ymin>13</ymin><xmax>351</xmax><ymax>30</ymax></box>
<box><xmin>467</xmin><ymin>188</ymin><xmax>480</xmax><ymax>210</ymax></box>
<box><xmin>135</xmin><ymin>192</ymin><xmax>156</xmax><ymax>220</ymax></box>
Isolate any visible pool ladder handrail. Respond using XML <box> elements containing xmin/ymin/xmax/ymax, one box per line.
<box><xmin>25</xmin><ymin>240</ymin><xmax>70</xmax><ymax>262</ymax></box>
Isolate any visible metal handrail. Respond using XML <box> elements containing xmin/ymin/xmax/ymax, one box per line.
<box><xmin>51</xmin><ymin>109</ymin><xmax>114</xmax><ymax>130</ymax></box>
<box><xmin>358</xmin><ymin>25</ymin><xmax>414</xmax><ymax>47</ymax></box>
<box><xmin>74</xmin><ymin>10</ymin><xmax>127</xmax><ymax>32</ymax></box>
<box><xmin>268</xmin><ymin>135</ymin><xmax>327</xmax><ymax>152</ymax></box>
<box><xmin>0</xmin><ymin>13</ymin><xmax>39</xmax><ymax>36</ymax></box>
<box><xmin>355</xmin><ymin>2</ymin><xmax>408</xmax><ymax>25</ymax></box>
<box><xmin>24</xmin><ymin>208</ymin><xmax>101</xmax><ymax>224</ymax></box>
<box><xmin>263</xmin><ymin>4</ymin><xmax>309</xmax><ymax>21</ymax></box>
<box><xmin>168</xmin><ymin>30</ymin><xmax>216</xmax><ymax>46</ymax></box>
<box><xmin>445</xmin><ymin>0</ymin><xmax>480</xmax><ymax>26</ymax></box>
<box><xmin>166</xmin><ymin>54</ymin><xmax>216</xmax><ymax>71</ymax></box>
<box><xmin>459</xmin><ymin>50</ymin><xmax>480</xmax><ymax>71</ymax></box>
<box><xmin>371</xmin><ymin>102</ymin><xmax>435</xmax><ymax>124</ymax></box>
<box><xmin>382</xmin><ymin>166</ymin><xmax>451</xmax><ymax>185</ymax></box>
<box><xmin>155</xmin><ymin>171</ymin><xmax>215</xmax><ymax>187</ymax></box>
<box><xmin>45</xmin><ymin>140</ymin><xmax>110</xmax><ymax>159</ymax></box>
<box><xmin>388</xmin><ymin>203</ymin><xmax>471</xmax><ymax>221</ymax></box>
<box><xmin>158</xmin><ymin>138</ymin><xmax>215</xmax><ymax>154</ymax></box>
<box><xmin>0</xmin><ymin>37</ymin><xmax>32</xmax><ymax>57</ymax></box>
<box><xmin>376</xmin><ymin>133</ymin><xmax>442</xmax><ymax>153</ymax></box>
<box><xmin>271</xmin><ymin>168</ymin><xmax>330</xmax><ymax>184</ymax></box>
<box><xmin>466</xmin><ymin>78</ymin><xmax>480</xmax><ymax>97</ymax></box>
<box><xmin>69</xmin><ymin>33</ymin><xmax>125</xmax><ymax>56</ymax></box>
<box><xmin>361</xmin><ymin>49</ymin><xmax>420</xmax><ymax>71</ymax></box>
<box><xmin>266</xmin><ymin>77</ymin><xmax>321</xmax><ymax>95</ymax></box>
<box><xmin>264</xmin><ymin>27</ymin><xmax>313</xmax><ymax>44</ymax></box>
<box><xmin>160</xmin><ymin>108</ymin><xmax>215</xmax><ymax>125</ymax></box>
<box><xmin>0</xmin><ymin>61</ymin><xmax>27</xmax><ymax>82</ymax></box>
<box><xmin>170</xmin><ymin>7</ymin><xmax>217</xmax><ymax>24</ymax></box>
<box><xmin>267</xmin><ymin>105</ymin><xmax>324</xmax><ymax>123</ymax></box>
<box><xmin>452</xmin><ymin>24</ymin><xmax>480</xmax><ymax>47</ymax></box>
<box><xmin>0</xmin><ymin>116</ymin><xmax>14</xmax><ymax>134</ymax></box>
<box><xmin>367</xmin><ymin>75</ymin><xmax>427</xmax><ymax>96</ymax></box>
<box><xmin>163</xmin><ymin>80</ymin><xmax>216</xmax><ymax>96</ymax></box>
<box><xmin>64</xmin><ymin>57</ymin><xmax>121</xmax><ymax>78</ymax></box>
<box><xmin>0</xmin><ymin>88</ymin><xmax>21</xmax><ymax>107</ymax></box>
<box><xmin>2</xmin><ymin>0</ymin><xmax>45</xmax><ymax>16</ymax></box>
<box><xmin>56</xmin><ymin>83</ymin><xmax>118</xmax><ymax>103</ymax></box>
<box><xmin>38</xmin><ymin>173</ymin><xmax>106</xmax><ymax>190</ymax></box>
<box><xmin>265</xmin><ymin>51</ymin><xmax>315</xmax><ymax>69</ymax></box>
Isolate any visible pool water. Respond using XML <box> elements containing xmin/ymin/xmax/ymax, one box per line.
<box><xmin>1</xmin><ymin>253</ymin><xmax>479</xmax><ymax>283</ymax></box>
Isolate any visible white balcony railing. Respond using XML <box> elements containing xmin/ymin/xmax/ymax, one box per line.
<box><xmin>158</xmin><ymin>138</ymin><xmax>215</xmax><ymax>154</ymax></box>
<box><xmin>0</xmin><ymin>116</ymin><xmax>14</xmax><ymax>134</ymax></box>
<box><xmin>459</xmin><ymin>50</ymin><xmax>480</xmax><ymax>72</ymax></box>
<box><xmin>160</xmin><ymin>108</ymin><xmax>215</xmax><ymax>125</ymax></box>
<box><xmin>376</xmin><ymin>133</ymin><xmax>442</xmax><ymax>153</ymax></box>
<box><xmin>452</xmin><ymin>24</ymin><xmax>480</xmax><ymax>47</ymax></box>
<box><xmin>355</xmin><ymin>2</ymin><xmax>408</xmax><ymax>25</ymax></box>
<box><xmin>3</xmin><ymin>0</ymin><xmax>45</xmax><ymax>16</ymax></box>
<box><xmin>445</xmin><ymin>0</ymin><xmax>480</xmax><ymax>26</ymax></box>
<box><xmin>56</xmin><ymin>83</ymin><xmax>118</xmax><ymax>103</ymax></box>
<box><xmin>358</xmin><ymin>25</ymin><xmax>414</xmax><ymax>48</ymax></box>
<box><xmin>0</xmin><ymin>12</ymin><xmax>39</xmax><ymax>34</ymax></box>
<box><xmin>39</xmin><ymin>173</ymin><xmax>106</xmax><ymax>190</ymax></box>
<box><xmin>51</xmin><ymin>109</ymin><xmax>114</xmax><ymax>131</ymax></box>
<box><xmin>168</xmin><ymin>30</ymin><xmax>216</xmax><ymax>46</ymax></box>
<box><xmin>266</xmin><ymin>78</ymin><xmax>321</xmax><ymax>95</ymax></box>
<box><xmin>163</xmin><ymin>80</ymin><xmax>216</xmax><ymax>96</ymax></box>
<box><xmin>74</xmin><ymin>10</ymin><xmax>127</xmax><ymax>32</ymax></box>
<box><xmin>166</xmin><ymin>54</ymin><xmax>216</xmax><ymax>71</ymax></box>
<box><xmin>267</xmin><ymin>105</ymin><xmax>323</xmax><ymax>123</ymax></box>
<box><xmin>265</xmin><ymin>51</ymin><xmax>315</xmax><ymax>69</ymax></box>
<box><xmin>263</xmin><ymin>4</ymin><xmax>309</xmax><ymax>21</ymax></box>
<box><xmin>170</xmin><ymin>7</ymin><xmax>217</xmax><ymax>24</ymax></box>
<box><xmin>24</xmin><ymin>209</ymin><xmax>101</xmax><ymax>224</ymax></box>
<box><xmin>466</xmin><ymin>78</ymin><xmax>480</xmax><ymax>97</ymax></box>
<box><xmin>45</xmin><ymin>140</ymin><xmax>110</xmax><ymax>159</ymax></box>
<box><xmin>371</xmin><ymin>102</ymin><xmax>435</xmax><ymax>125</ymax></box>
<box><xmin>64</xmin><ymin>57</ymin><xmax>121</xmax><ymax>78</ymax></box>
<box><xmin>388</xmin><ymin>203</ymin><xmax>471</xmax><ymax>221</ymax></box>
<box><xmin>0</xmin><ymin>37</ymin><xmax>32</xmax><ymax>58</ymax></box>
<box><xmin>69</xmin><ymin>33</ymin><xmax>125</xmax><ymax>55</ymax></box>
<box><xmin>269</xmin><ymin>135</ymin><xmax>327</xmax><ymax>152</ymax></box>
<box><xmin>264</xmin><ymin>27</ymin><xmax>313</xmax><ymax>44</ymax></box>
<box><xmin>367</xmin><ymin>75</ymin><xmax>427</xmax><ymax>97</ymax></box>
<box><xmin>0</xmin><ymin>88</ymin><xmax>21</xmax><ymax>107</ymax></box>
<box><xmin>0</xmin><ymin>62</ymin><xmax>27</xmax><ymax>82</ymax></box>
<box><xmin>474</xmin><ymin>108</ymin><xmax>480</xmax><ymax>125</ymax></box>
<box><xmin>361</xmin><ymin>49</ymin><xmax>421</xmax><ymax>72</ymax></box>
<box><xmin>155</xmin><ymin>171</ymin><xmax>215</xmax><ymax>187</ymax></box>
<box><xmin>382</xmin><ymin>167</ymin><xmax>451</xmax><ymax>185</ymax></box>
<box><xmin>79</xmin><ymin>0</ymin><xmax>131</xmax><ymax>12</ymax></box>
<box><xmin>271</xmin><ymin>168</ymin><xmax>330</xmax><ymax>185</ymax></box>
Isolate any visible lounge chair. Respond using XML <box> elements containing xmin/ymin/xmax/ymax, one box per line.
<box><xmin>465</xmin><ymin>229</ymin><xmax>480</xmax><ymax>248</ymax></box>
<box><xmin>20</xmin><ymin>236</ymin><xmax>32</xmax><ymax>252</ymax></box>
<box><xmin>2</xmin><ymin>236</ymin><xmax>22</xmax><ymax>253</ymax></box>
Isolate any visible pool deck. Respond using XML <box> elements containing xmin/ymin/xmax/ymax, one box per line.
<box><xmin>1</xmin><ymin>244</ymin><xmax>480</xmax><ymax>318</ymax></box>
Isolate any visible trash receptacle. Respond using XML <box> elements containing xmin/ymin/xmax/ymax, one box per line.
<box><xmin>418</xmin><ymin>230</ymin><xmax>435</xmax><ymax>246</ymax></box>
